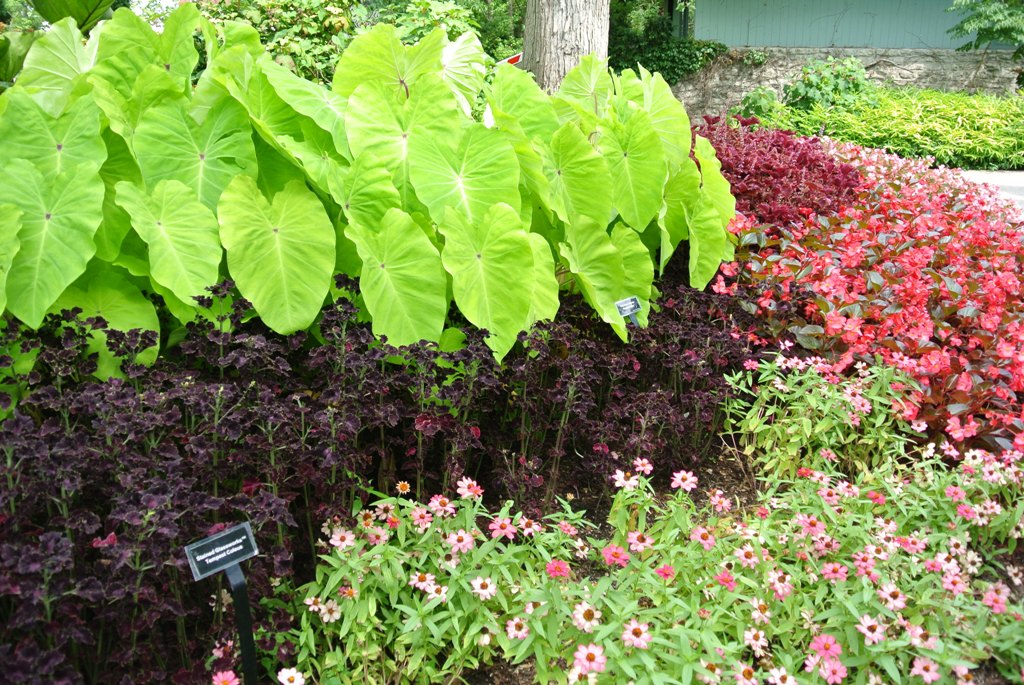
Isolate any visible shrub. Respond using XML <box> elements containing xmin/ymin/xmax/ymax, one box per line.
<box><xmin>760</xmin><ymin>86</ymin><xmax>1024</xmax><ymax>170</ymax></box>
<box><xmin>722</xmin><ymin>140</ymin><xmax>1024</xmax><ymax>450</ymax></box>
<box><xmin>781</xmin><ymin>56</ymin><xmax>872</xmax><ymax>111</ymax></box>
<box><xmin>608</xmin><ymin>12</ymin><xmax>726</xmax><ymax>84</ymax></box>
<box><xmin>278</xmin><ymin>443</ymin><xmax>1024</xmax><ymax>684</ymax></box>
<box><xmin>725</xmin><ymin>353</ymin><xmax>922</xmax><ymax>477</ymax></box>
<box><xmin>694</xmin><ymin>116</ymin><xmax>862</xmax><ymax>228</ymax></box>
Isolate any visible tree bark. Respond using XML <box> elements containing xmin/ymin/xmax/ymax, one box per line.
<box><xmin>522</xmin><ymin>0</ymin><xmax>610</xmax><ymax>91</ymax></box>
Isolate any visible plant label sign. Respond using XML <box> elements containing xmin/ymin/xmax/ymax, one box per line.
<box><xmin>185</xmin><ymin>522</ymin><xmax>258</xmax><ymax>581</ymax></box>
<box><xmin>615</xmin><ymin>297</ymin><xmax>642</xmax><ymax>326</ymax></box>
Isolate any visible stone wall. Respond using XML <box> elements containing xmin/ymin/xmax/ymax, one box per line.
<box><xmin>674</xmin><ymin>47</ymin><xmax>1021</xmax><ymax>119</ymax></box>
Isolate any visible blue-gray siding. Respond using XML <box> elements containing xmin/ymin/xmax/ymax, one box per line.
<box><xmin>694</xmin><ymin>0</ymin><xmax>968</xmax><ymax>49</ymax></box>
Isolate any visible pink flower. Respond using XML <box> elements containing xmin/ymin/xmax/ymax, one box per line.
<box><xmin>613</xmin><ymin>469</ymin><xmax>640</xmax><ymax>490</ymax></box>
<box><xmin>545</xmin><ymin>559</ymin><xmax>571</xmax><ymax>578</ymax></box>
<box><xmin>627</xmin><ymin>530</ymin><xmax>654</xmax><ymax>553</ymax></box>
<box><xmin>573</xmin><ymin>644</ymin><xmax>607</xmax><ymax>674</ymax></box>
<box><xmin>821</xmin><ymin>563</ymin><xmax>848</xmax><ymax>582</ymax></box>
<box><xmin>671</xmin><ymin>469</ymin><xmax>698</xmax><ymax>491</ymax></box>
<box><xmin>505</xmin><ymin>617</ymin><xmax>529</xmax><ymax>639</ymax></box>
<box><xmin>808</xmin><ymin>634</ymin><xmax>842</xmax><ymax>659</ymax></box>
<box><xmin>426</xmin><ymin>584</ymin><xmax>448</xmax><ymax>603</ymax></box>
<box><xmin>691</xmin><ymin>526</ymin><xmax>716</xmax><ymax>550</ymax></box>
<box><xmin>572</xmin><ymin>602</ymin><xmax>602</xmax><ymax>632</ymax></box>
<box><xmin>212</xmin><ymin>672</ymin><xmax>240</xmax><ymax>685</ymax></box>
<box><xmin>945</xmin><ymin>485</ymin><xmax>967</xmax><ymax>501</ymax></box>
<box><xmin>855</xmin><ymin>615</ymin><xmax>886</xmax><ymax>645</ymax></box>
<box><xmin>734</xmin><ymin>662</ymin><xmax>759</xmax><ymax>685</ymax></box>
<box><xmin>910</xmin><ymin>657</ymin><xmax>941</xmax><ymax>683</ymax></box>
<box><xmin>520</xmin><ymin>517</ymin><xmax>542</xmax><ymax>536</ymax></box>
<box><xmin>866</xmin><ymin>491</ymin><xmax>886</xmax><ymax>506</ymax></box>
<box><xmin>470</xmin><ymin>576</ymin><xmax>497</xmax><ymax>600</ymax></box>
<box><xmin>558</xmin><ymin>521</ymin><xmax>579</xmax><ymax>537</ymax></box>
<box><xmin>957</xmin><ymin>503</ymin><xmax>977</xmax><ymax>520</ymax></box>
<box><xmin>408</xmin><ymin>571</ymin><xmax>436</xmax><ymax>592</ymax></box>
<box><xmin>410</xmin><ymin>507</ymin><xmax>433</xmax><ymax>531</ymax></box>
<box><xmin>655</xmin><ymin>564</ymin><xmax>676</xmax><ymax>580</ymax></box>
<box><xmin>456</xmin><ymin>477</ymin><xmax>483</xmax><ymax>499</ymax></box>
<box><xmin>622</xmin><ymin>619</ymin><xmax>653</xmax><ymax>649</ymax></box>
<box><xmin>734</xmin><ymin>544</ymin><xmax>759</xmax><ymax>569</ymax></box>
<box><xmin>743</xmin><ymin>359</ymin><xmax>760</xmax><ymax>370</ymax></box>
<box><xmin>602</xmin><ymin>544</ymin><xmax>631</xmax><ymax>567</ymax></box>
<box><xmin>878</xmin><ymin>583</ymin><xmax>907</xmax><ymax>610</ymax></box>
<box><xmin>633</xmin><ymin>457</ymin><xmax>654</xmax><ymax>475</ymax></box>
<box><xmin>446</xmin><ymin>529</ymin><xmax>475</xmax><ymax>554</ymax></box>
<box><xmin>795</xmin><ymin>514</ymin><xmax>826</xmax><ymax>538</ymax></box>
<box><xmin>818</xmin><ymin>657</ymin><xmax>847</xmax><ymax>684</ymax></box>
<box><xmin>427</xmin><ymin>494</ymin><xmax>456</xmax><ymax>517</ymax></box>
<box><xmin>709</xmin><ymin>489</ymin><xmax>732</xmax><ymax>512</ymax></box>
<box><xmin>488</xmin><ymin>517</ymin><xmax>517</xmax><ymax>540</ymax></box>
<box><xmin>714</xmin><ymin>570</ymin><xmax>737</xmax><ymax>591</ymax></box>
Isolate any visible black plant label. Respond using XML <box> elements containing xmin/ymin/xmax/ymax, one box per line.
<box><xmin>185</xmin><ymin>522</ymin><xmax>259</xmax><ymax>581</ymax></box>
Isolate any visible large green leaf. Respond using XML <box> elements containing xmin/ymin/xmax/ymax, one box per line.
<box><xmin>598</xmin><ymin>107</ymin><xmax>666</xmax><ymax>231</ymax></box>
<box><xmin>346</xmin><ymin>208</ymin><xmax>447</xmax><ymax>347</ymax></box>
<box><xmin>524</xmin><ymin>233</ymin><xmax>559</xmax><ymax>326</ymax></box>
<box><xmin>438</xmin><ymin>204</ymin><xmax>533</xmax><ymax>359</ymax></box>
<box><xmin>558</xmin><ymin>54</ymin><xmax>613</xmax><ymax>118</ymax></box>
<box><xmin>658</xmin><ymin>156</ymin><xmax>701</xmax><ymax>273</ymax></box>
<box><xmin>345</xmin><ymin>75</ymin><xmax>462</xmax><ymax>212</ymax></box>
<box><xmin>0</xmin><ymin>32</ymin><xmax>36</xmax><ymax>86</ymax></box>
<box><xmin>332</xmin><ymin>24</ymin><xmax>445</xmax><ymax>98</ymax></box>
<box><xmin>0</xmin><ymin>159</ymin><xmax>104</xmax><ymax>327</ymax></box>
<box><xmin>609</xmin><ymin>223</ymin><xmax>653</xmax><ymax>329</ymax></box>
<box><xmin>440</xmin><ymin>31</ymin><xmax>486</xmax><ymax>116</ymax></box>
<box><xmin>133</xmin><ymin>96</ymin><xmax>257</xmax><ymax>209</ymax></box>
<box><xmin>329</xmin><ymin>151</ymin><xmax>401</xmax><ymax>229</ymax></box>
<box><xmin>687</xmin><ymin>189</ymin><xmax>729</xmax><ymax>291</ymax></box>
<box><xmin>96</xmin><ymin>128</ymin><xmax>142</xmax><ymax>261</ymax></box>
<box><xmin>15</xmin><ymin>18</ymin><xmax>96</xmax><ymax>116</ymax></box>
<box><xmin>52</xmin><ymin>265</ymin><xmax>160</xmax><ymax>379</ymax></box>
<box><xmin>217</xmin><ymin>176</ymin><xmax>335</xmax><ymax>334</ymax></box>
<box><xmin>115</xmin><ymin>179</ymin><xmax>222</xmax><ymax>306</ymax></box>
<box><xmin>262</xmin><ymin>57</ymin><xmax>349</xmax><ymax>158</ymax></box>
<box><xmin>90</xmin><ymin>5</ymin><xmax>200</xmax><ymax>98</ymax></box>
<box><xmin>488</xmin><ymin>63</ymin><xmax>559</xmax><ymax>141</ymax></box>
<box><xmin>559</xmin><ymin>218</ymin><xmax>628</xmax><ymax>336</ymax></box>
<box><xmin>31</xmin><ymin>0</ymin><xmax>113</xmax><ymax>32</ymax></box>
<box><xmin>90</xmin><ymin>63</ymin><xmax>186</xmax><ymax>141</ymax></box>
<box><xmin>0</xmin><ymin>206</ymin><xmax>23</xmax><ymax>314</ymax></box>
<box><xmin>0</xmin><ymin>89</ymin><xmax>105</xmax><ymax>176</ymax></box>
<box><xmin>541</xmin><ymin>121</ymin><xmax>612</xmax><ymax>225</ymax></box>
<box><xmin>693</xmin><ymin>135</ymin><xmax>736</xmax><ymax>233</ymax></box>
<box><xmin>409</xmin><ymin>123</ymin><xmax>520</xmax><ymax>225</ymax></box>
<box><xmin>618</xmin><ymin>66</ymin><xmax>691</xmax><ymax>168</ymax></box>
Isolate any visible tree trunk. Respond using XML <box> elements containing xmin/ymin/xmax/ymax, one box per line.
<box><xmin>522</xmin><ymin>0</ymin><xmax>610</xmax><ymax>92</ymax></box>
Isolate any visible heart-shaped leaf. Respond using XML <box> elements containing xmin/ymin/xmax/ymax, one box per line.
<box><xmin>332</xmin><ymin>23</ymin><xmax>444</xmax><ymax>98</ymax></box>
<box><xmin>218</xmin><ymin>176</ymin><xmax>335</xmax><ymax>333</ymax></box>
<box><xmin>559</xmin><ymin>218</ymin><xmax>627</xmax><ymax>336</ymax></box>
<box><xmin>115</xmin><ymin>179</ymin><xmax>221</xmax><ymax>306</ymax></box>
<box><xmin>438</xmin><ymin>203</ymin><xmax>533</xmax><ymax>358</ymax></box>
<box><xmin>440</xmin><ymin>31</ymin><xmax>486</xmax><ymax>116</ymax></box>
<box><xmin>0</xmin><ymin>89</ymin><xmax>105</xmax><ymax>176</ymax></box>
<box><xmin>618</xmin><ymin>66</ymin><xmax>692</xmax><ymax>168</ymax></box>
<box><xmin>329</xmin><ymin>151</ymin><xmax>402</xmax><ymax>229</ymax></box>
<box><xmin>541</xmin><ymin>121</ymin><xmax>612</xmax><ymax>226</ymax></box>
<box><xmin>0</xmin><ymin>159</ymin><xmax>104</xmax><ymax>327</ymax></box>
<box><xmin>346</xmin><ymin>208</ymin><xmax>447</xmax><ymax>347</ymax></box>
<box><xmin>599</xmin><ymin>106</ymin><xmax>666</xmax><ymax>231</ymax></box>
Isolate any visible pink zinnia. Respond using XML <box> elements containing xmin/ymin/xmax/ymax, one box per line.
<box><xmin>691</xmin><ymin>526</ymin><xmax>716</xmax><ymax>550</ymax></box>
<box><xmin>212</xmin><ymin>672</ymin><xmax>240</xmax><ymax>685</ymax></box>
<box><xmin>488</xmin><ymin>517</ymin><xmax>517</xmax><ymax>540</ymax></box>
<box><xmin>410</xmin><ymin>507</ymin><xmax>433</xmax><ymax>531</ymax></box>
<box><xmin>671</xmin><ymin>469</ymin><xmax>698</xmax><ymax>491</ymax></box>
<box><xmin>545</xmin><ymin>559</ymin><xmax>571</xmax><ymax>578</ymax></box>
<box><xmin>505</xmin><ymin>617</ymin><xmax>529</xmax><ymax>639</ymax></box>
<box><xmin>572</xmin><ymin>643</ymin><xmax>607</xmax><ymax>674</ymax></box>
<box><xmin>621</xmin><ymin>619</ymin><xmax>653</xmax><ymax>649</ymax></box>
<box><xmin>627</xmin><ymin>530</ymin><xmax>654</xmax><ymax>553</ymax></box>
<box><xmin>427</xmin><ymin>494</ymin><xmax>456</xmax><ymax>517</ymax></box>
<box><xmin>910</xmin><ymin>657</ymin><xmax>941</xmax><ymax>683</ymax></box>
<box><xmin>855</xmin><ymin>614</ymin><xmax>886</xmax><ymax>645</ymax></box>
<box><xmin>602</xmin><ymin>544</ymin><xmax>631</xmax><ymax>567</ymax></box>
<box><xmin>821</xmin><ymin>563</ymin><xmax>848</xmax><ymax>582</ymax></box>
<box><xmin>808</xmin><ymin>634</ymin><xmax>842</xmax><ymax>659</ymax></box>
<box><xmin>559</xmin><ymin>521</ymin><xmax>579</xmax><ymax>537</ymax></box>
<box><xmin>714</xmin><ymin>570</ymin><xmax>737</xmax><ymax>591</ymax></box>
<box><xmin>456</xmin><ymin>477</ymin><xmax>483</xmax><ymax>499</ymax></box>
<box><xmin>654</xmin><ymin>564</ymin><xmax>676</xmax><ymax>580</ymax></box>
<box><xmin>945</xmin><ymin>485</ymin><xmax>966</xmax><ymax>501</ymax></box>
<box><xmin>446</xmin><ymin>529</ymin><xmax>475</xmax><ymax>554</ymax></box>
<box><xmin>818</xmin><ymin>657</ymin><xmax>847</xmax><ymax>685</ymax></box>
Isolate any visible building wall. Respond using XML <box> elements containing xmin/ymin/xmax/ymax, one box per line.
<box><xmin>694</xmin><ymin>0</ymin><xmax>966</xmax><ymax>50</ymax></box>
<box><xmin>674</xmin><ymin>47</ymin><xmax>1021</xmax><ymax>119</ymax></box>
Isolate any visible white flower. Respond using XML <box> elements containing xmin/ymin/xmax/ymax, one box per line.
<box><xmin>277</xmin><ymin>668</ymin><xmax>306</xmax><ymax>685</ymax></box>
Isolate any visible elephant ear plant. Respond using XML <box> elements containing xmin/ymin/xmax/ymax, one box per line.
<box><xmin>0</xmin><ymin>6</ymin><xmax>736</xmax><ymax>373</ymax></box>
